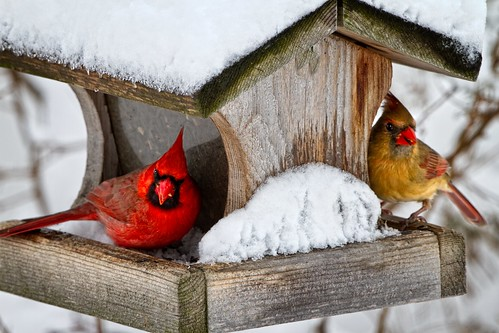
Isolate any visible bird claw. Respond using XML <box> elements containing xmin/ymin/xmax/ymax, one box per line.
<box><xmin>379</xmin><ymin>214</ymin><xmax>444</xmax><ymax>233</ymax></box>
<box><xmin>407</xmin><ymin>213</ymin><xmax>427</xmax><ymax>225</ymax></box>
<box><xmin>404</xmin><ymin>215</ymin><xmax>427</xmax><ymax>230</ymax></box>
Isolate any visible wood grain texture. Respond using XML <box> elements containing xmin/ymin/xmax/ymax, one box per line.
<box><xmin>436</xmin><ymin>229</ymin><xmax>466</xmax><ymax>298</ymax></box>
<box><xmin>201</xmin><ymin>231</ymin><xmax>444</xmax><ymax>332</ymax></box>
<box><xmin>0</xmin><ymin>227</ymin><xmax>465</xmax><ymax>333</ymax></box>
<box><xmin>0</xmin><ymin>230</ymin><xmax>207</xmax><ymax>333</ymax></box>
<box><xmin>212</xmin><ymin>35</ymin><xmax>392</xmax><ymax>215</ymax></box>
<box><xmin>336</xmin><ymin>0</ymin><xmax>481</xmax><ymax>81</ymax></box>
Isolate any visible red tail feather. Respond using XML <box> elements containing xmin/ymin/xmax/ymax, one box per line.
<box><xmin>445</xmin><ymin>182</ymin><xmax>486</xmax><ymax>226</ymax></box>
<box><xmin>0</xmin><ymin>202</ymin><xmax>97</xmax><ymax>237</ymax></box>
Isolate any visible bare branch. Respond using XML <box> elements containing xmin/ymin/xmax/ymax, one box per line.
<box><xmin>417</xmin><ymin>84</ymin><xmax>458</xmax><ymax>126</ymax></box>
<box><xmin>0</xmin><ymin>316</ymin><xmax>10</xmax><ymax>333</ymax></box>
<box><xmin>315</xmin><ymin>318</ymin><xmax>328</xmax><ymax>333</ymax></box>
<box><xmin>376</xmin><ymin>308</ymin><xmax>390</xmax><ymax>333</ymax></box>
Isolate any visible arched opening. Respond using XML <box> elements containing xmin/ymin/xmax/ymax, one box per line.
<box><xmin>76</xmin><ymin>91</ymin><xmax>228</xmax><ymax>232</ymax></box>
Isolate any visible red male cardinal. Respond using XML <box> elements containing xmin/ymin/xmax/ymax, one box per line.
<box><xmin>368</xmin><ymin>92</ymin><xmax>486</xmax><ymax>226</ymax></box>
<box><xmin>0</xmin><ymin>129</ymin><xmax>201</xmax><ymax>249</ymax></box>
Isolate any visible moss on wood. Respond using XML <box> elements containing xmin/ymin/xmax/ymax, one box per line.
<box><xmin>337</xmin><ymin>0</ymin><xmax>481</xmax><ymax>80</ymax></box>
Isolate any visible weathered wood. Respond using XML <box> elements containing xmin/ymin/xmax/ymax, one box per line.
<box><xmin>0</xmin><ymin>229</ymin><xmax>207</xmax><ymax>333</ymax></box>
<box><xmin>336</xmin><ymin>0</ymin><xmax>482</xmax><ymax>80</ymax></box>
<box><xmin>201</xmin><ymin>231</ymin><xmax>441</xmax><ymax>332</ymax></box>
<box><xmin>70</xmin><ymin>88</ymin><xmax>119</xmax><ymax>207</ymax></box>
<box><xmin>437</xmin><ymin>229</ymin><xmax>466</xmax><ymax>297</ymax></box>
<box><xmin>0</xmin><ymin>228</ymin><xmax>465</xmax><ymax>333</ymax></box>
<box><xmin>212</xmin><ymin>35</ymin><xmax>392</xmax><ymax>214</ymax></box>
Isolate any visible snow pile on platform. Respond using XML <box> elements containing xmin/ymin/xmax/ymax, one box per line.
<box><xmin>0</xmin><ymin>0</ymin><xmax>326</xmax><ymax>94</ymax></box>
<box><xmin>359</xmin><ymin>0</ymin><xmax>486</xmax><ymax>53</ymax></box>
<box><xmin>199</xmin><ymin>164</ymin><xmax>397</xmax><ymax>263</ymax></box>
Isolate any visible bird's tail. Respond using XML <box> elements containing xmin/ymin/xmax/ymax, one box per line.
<box><xmin>444</xmin><ymin>182</ymin><xmax>486</xmax><ymax>226</ymax></box>
<box><xmin>0</xmin><ymin>202</ymin><xmax>97</xmax><ymax>237</ymax></box>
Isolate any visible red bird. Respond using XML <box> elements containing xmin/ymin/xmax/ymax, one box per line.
<box><xmin>368</xmin><ymin>92</ymin><xmax>486</xmax><ymax>226</ymax></box>
<box><xmin>0</xmin><ymin>129</ymin><xmax>201</xmax><ymax>249</ymax></box>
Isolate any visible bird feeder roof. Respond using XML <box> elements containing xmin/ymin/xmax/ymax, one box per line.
<box><xmin>0</xmin><ymin>0</ymin><xmax>485</xmax><ymax>116</ymax></box>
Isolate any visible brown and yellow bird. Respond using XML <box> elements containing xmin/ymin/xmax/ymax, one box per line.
<box><xmin>368</xmin><ymin>92</ymin><xmax>486</xmax><ymax>226</ymax></box>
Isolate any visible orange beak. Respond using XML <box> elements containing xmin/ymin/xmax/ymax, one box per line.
<box><xmin>158</xmin><ymin>191</ymin><xmax>166</xmax><ymax>206</ymax></box>
<box><xmin>396</xmin><ymin>127</ymin><xmax>416</xmax><ymax>146</ymax></box>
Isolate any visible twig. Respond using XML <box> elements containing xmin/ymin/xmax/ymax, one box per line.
<box><xmin>446</xmin><ymin>92</ymin><xmax>499</xmax><ymax>166</ymax></box>
<box><xmin>315</xmin><ymin>318</ymin><xmax>328</xmax><ymax>333</ymax></box>
<box><xmin>0</xmin><ymin>316</ymin><xmax>10</xmax><ymax>333</ymax></box>
<box><xmin>0</xmin><ymin>190</ymin><xmax>36</xmax><ymax>212</ymax></box>
<box><xmin>95</xmin><ymin>318</ymin><xmax>104</xmax><ymax>333</ymax></box>
<box><xmin>376</xmin><ymin>308</ymin><xmax>390</xmax><ymax>333</ymax></box>
<box><xmin>417</xmin><ymin>85</ymin><xmax>458</xmax><ymax>126</ymax></box>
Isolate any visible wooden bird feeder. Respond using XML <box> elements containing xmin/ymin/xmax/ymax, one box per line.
<box><xmin>0</xmin><ymin>1</ymin><xmax>480</xmax><ymax>332</ymax></box>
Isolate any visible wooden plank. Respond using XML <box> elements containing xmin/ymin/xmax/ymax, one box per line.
<box><xmin>0</xmin><ymin>228</ymin><xmax>207</xmax><ymax>333</ymax></box>
<box><xmin>201</xmin><ymin>231</ymin><xmax>444</xmax><ymax>332</ymax></box>
<box><xmin>0</xmin><ymin>226</ymin><xmax>465</xmax><ymax>333</ymax></box>
<box><xmin>336</xmin><ymin>0</ymin><xmax>481</xmax><ymax>81</ymax></box>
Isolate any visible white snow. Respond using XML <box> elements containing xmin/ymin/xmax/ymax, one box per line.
<box><xmin>0</xmin><ymin>1</ymin><xmax>486</xmax><ymax>95</ymax></box>
<box><xmin>359</xmin><ymin>0</ymin><xmax>486</xmax><ymax>53</ymax></box>
<box><xmin>198</xmin><ymin>163</ymin><xmax>397</xmax><ymax>264</ymax></box>
<box><xmin>0</xmin><ymin>0</ymin><xmax>327</xmax><ymax>94</ymax></box>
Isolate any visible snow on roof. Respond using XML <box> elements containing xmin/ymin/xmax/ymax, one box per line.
<box><xmin>359</xmin><ymin>0</ymin><xmax>486</xmax><ymax>53</ymax></box>
<box><xmin>0</xmin><ymin>0</ymin><xmax>327</xmax><ymax>95</ymax></box>
<box><xmin>1</xmin><ymin>1</ymin><xmax>485</xmax><ymax>97</ymax></box>
<box><xmin>198</xmin><ymin>164</ymin><xmax>398</xmax><ymax>264</ymax></box>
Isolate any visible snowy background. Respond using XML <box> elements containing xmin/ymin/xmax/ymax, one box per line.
<box><xmin>1</xmin><ymin>0</ymin><xmax>498</xmax><ymax>332</ymax></box>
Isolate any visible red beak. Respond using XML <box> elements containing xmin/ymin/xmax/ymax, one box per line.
<box><xmin>155</xmin><ymin>178</ymin><xmax>175</xmax><ymax>205</ymax></box>
<box><xmin>396</xmin><ymin>127</ymin><xmax>416</xmax><ymax>146</ymax></box>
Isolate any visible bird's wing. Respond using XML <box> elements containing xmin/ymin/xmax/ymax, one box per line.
<box><xmin>418</xmin><ymin>140</ymin><xmax>449</xmax><ymax>180</ymax></box>
<box><xmin>86</xmin><ymin>170</ymin><xmax>142</xmax><ymax>224</ymax></box>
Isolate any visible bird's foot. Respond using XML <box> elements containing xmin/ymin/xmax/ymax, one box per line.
<box><xmin>379</xmin><ymin>214</ymin><xmax>443</xmax><ymax>233</ymax></box>
<box><xmin>404</xmin><ymin>214</ymin><xmax>428</xmax><ymax>230</ymax></box>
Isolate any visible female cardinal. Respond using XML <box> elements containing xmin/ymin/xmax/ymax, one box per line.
<box><xmin>0</xmin><ymin>129</ymin><xmax>201</xmax><ymax>249</ymax></box>
<box><xmin>368</xmin><ymin>92</ymin><xmax>486</xmax><ymax>226</ymax></box>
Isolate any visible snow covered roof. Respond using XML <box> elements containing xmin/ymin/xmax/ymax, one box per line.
<box><xmin>0</xmin><ymin>0</ymin><xmax>327</xmax><ymax>95</ymax></box>
<box><xmin>358</xmin><ymin>0</ymin><xmax>485</xmax><ymax>50</ymax></box>
<box><xmin>0</xmin><ymin>0</ymin><xmax>486</xmax><ymax>116</ymax></box>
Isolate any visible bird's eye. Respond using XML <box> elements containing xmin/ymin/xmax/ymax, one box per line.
<box><xmin>386</xmin><ymin>123</ymin><xmax>394</xmax><ymax>132</ymax></box>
